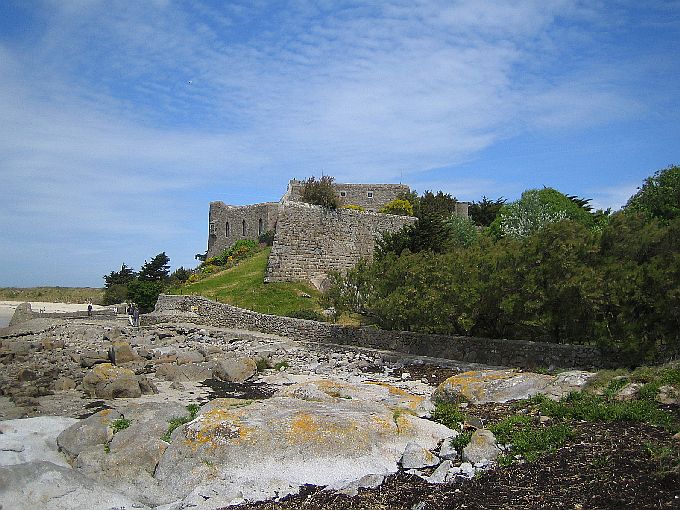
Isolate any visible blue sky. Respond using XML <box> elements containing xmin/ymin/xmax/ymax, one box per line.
<box><xmin>1</xmin><ymin>0</ymin><xmax>678</xmax><ymax>287</ymax></box>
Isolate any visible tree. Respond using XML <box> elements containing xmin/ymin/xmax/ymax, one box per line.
<box><xmin>138</xmin><ymin>252</ymin><xmax>170</xmax><ymax>282</ymax></box>
<box><xmin>126</xmin><ymin>280</ymin><xmax>164</xmax><ymax>313</ymax></box>
<box><xmin>418</xmin><ymin>190</ymin><xmax>458</xmax><ymax>220</ymax></box>
<box><xmin>299</xmin><ymin>175</ymin><xmax>339</xmax><ymax>209</ymax></box>
<box><xmin>490</xmin><ymin>188</ymin><xmax>594</xmax><ymax>239</ymax></box>
<box><xmin>468</xmin><ymin>196</ymin><xmax>506</xmax><ymax>227</ymax></box>
<box><xmin>102</xmin><ymin>263</ymin><xmax>137</xmax><ymax>305</ymax></box>
<box><xmin>625</xmin><ymin>164</ymin><xmax>680</xmax><ymax>222</ymax></box>
<box><xmin>103</xmin><ymin>263</ymin><xmax>136</xmax><ymax>288</ymax></box>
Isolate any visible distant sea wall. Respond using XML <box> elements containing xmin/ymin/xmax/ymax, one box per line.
<box><xmin>7</xmin><ymin>302</ymin><xmax>116</xmax><ymax>327</ymax></box>
<box><xmin>147</xmin><ymin>294</ymin><xmax>618</xmax><ymax>369</ymax></box>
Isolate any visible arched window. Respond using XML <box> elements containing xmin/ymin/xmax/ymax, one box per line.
<box><xmin>225</xmin><ymin>222</ymin><xmax>230</xmax><ymax>237</ymax></box>
<box><xmin>258</xmin><ymin>218</ymin><xmax>263</xmax><ymax>235</ymax></box>
<box><xmin>242</xmin><ymin>219</ymin><xmax>246</xmax><ymax>236</ymax></box>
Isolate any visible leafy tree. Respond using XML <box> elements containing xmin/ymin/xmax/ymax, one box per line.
<box><xmin>379</xmin><ymin>199</ymin><xmax>414</xmax><ymax>216</ymax></box>
<box><xmin>625</xmin><ymin>164</ymin><xmax>680</xmax><ymax>221</ymax></box>
<box><xmin>126</xmin><ymin>280</ymin><xmax>164</xmax><ymax>314</ymax></box>
<box><xmin>468</xmin><ymin>196</ymin><xmax>506</xmax><ymax>227</ymax></box>
<box><xmin>491</xmin><ymin>188</ymin><xmax>594</xmax><ymax>239</ymax></box>
<box><xmin>169</xmin><ymin>267</ymin><xmax>192</xmax><ymax>284</ymax></box>
<box><xmin>444</xmin><ymin>214</ymin><xmax>479</xmax><ymax>248</ymax></box>
<box><xmin>103</xmin><ymin>263</ymin><xmax>136</xmax><ymax>288</ymax></box>
<box><xmin>418</xmin><ymin>190</ymin><xmax>458</xmax><ymax>219</ymax></box>
<box><xmin>300</xmin><ymin>175</ymin><xmax>339</xmax><ymax>210</ymax></box>
<box><xmin>138</xmin><ymin>252</ymin><xmax>170</xmax><ymax>282</ymax></box>
<box><xmin>102</xmin><ymin>263</ymin><xmax>136</xmax><ymax>305</ymax></box>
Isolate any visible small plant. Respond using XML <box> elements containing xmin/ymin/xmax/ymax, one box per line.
<box><xmin>162</xmin><ymin>404</ymin><xmax>200</xmax><ymax>443</ymax></box>
<box><xmin>342</xmin><ymin>204</ymin><xmax>365</xmax><ymax>212</ymax></box>
<box><xmin>431</xmin><ymin>401</ymin><xmax>466</xmax><ymax>431</ymax></box>
<box><xmin>111</xmin><ymin>418</ymin><xmax>131</xmax><ymax>433</ymax></box>
<box><xmin>255</xmin><ymin>357</ymin><xmax>271</xmax><ymax>372</ymax></box>
<box><xmin>490</xmin><ymin>415</ymin><xmax>574</xmax><ymax>464</ymax></box>
<box><xmin>258</xmin><ymin>230</ymin><xmax>275</xmax><ymax>246</ymax></box>
<box><xmin>274</xmin><ymin>360</ymin><xmax>289</xmax><ymax>371</ymax></box>
<box><xmin>644</xmin><ymin>441</ymin><xmax>680</xmax><ymax>475</ymax></box>
<box><xmin>449</xmin><ymin>430</ymin><xmax>474</xmax><ymax>452</ymax></box>
<box><xmin>103</xmin><ymin>443</ymin><xmax>110</xmax><ymax>454</ymax></box>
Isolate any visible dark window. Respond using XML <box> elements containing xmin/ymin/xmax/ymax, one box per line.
<box><xmin>367</xmin><ymin>191</ymin><xmax>374</xmax><ymax>198</ymax></box>
<box><xmin>209</xmin><ymin>222</ymin><xmax>216</xmax><ymax>235</ymax></box>
<box><xmin>242</xmin><ymin>219</ymin><xmax>246</xmax><ymax>236</ymax></box>
<box><xmin>340</xmin><ymin>191</ymin><xmax>347</xmax><ymax>197</ymax></box>
<box><xmin>225</xmin><ymin>222</ymin><xmax>230</xmax><ymax>237</ymax></box>
<box><xmin>258</xmin><ymin>218</ymin><xmax>263</xmax><ymax>235</ymax></box>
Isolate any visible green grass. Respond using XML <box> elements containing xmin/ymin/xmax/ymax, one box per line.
<box><xmin>490</xmin><ymin>415</ymin><xmax>574</xmax><ymax>464</ymax></box>
<box><xmin>169</xmin><ymin>248</ymin><xmax>323</xmax><ymax>316</ymax></box>
<box><xmin>0</xmin><ymin>287</ymin><xmax>104</xmax><ymax>304</ymax></box>
<box><xmin>161</xmin><ymin>404</ymin><xmax>200</xmax><ymax>443</ymax></box>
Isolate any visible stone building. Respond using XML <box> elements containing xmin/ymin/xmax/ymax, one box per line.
<box><xmin>207</xmin><ymin>179</ymin><xmax>465</xmax><ymax>285</ymax></box>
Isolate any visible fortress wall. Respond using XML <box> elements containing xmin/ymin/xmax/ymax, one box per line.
<box><xmin>207</xmin><ymin>202</ymin><xmax>279</xmax><ymax>258</ymax></box>
<box><xmin>286</xmin><ymin>180</ymin><xmax>410</xmax><ymax>212</ymax></box>
<box><xmin>148</xmin><ymin>294</ymin><xmax>617</xmax><ymax>369</ymax></box>
<box><xmin>264</xmin><ymin>201</ymin><xmax>416</xmax><ymax>283</ymax></box>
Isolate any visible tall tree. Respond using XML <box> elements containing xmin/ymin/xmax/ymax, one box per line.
<box><xmin>468</xmin><ymin>196</ymin><xmax>506</xmax><ymax>227</ymax></box>
<box><xmin>138</xmin><ymin>252</ymin><xmax>170</xmax><ymax>282</ymax></box>
<box><xmin>103</xmin><ymin>263</ymin><xmax>136</xmax><ymax>288</ymax></box>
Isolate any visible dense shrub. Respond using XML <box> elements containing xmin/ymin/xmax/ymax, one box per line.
<box><xmin>300</xmin><ymin>175</ymin><xmax>339</xmax><ymax>209</ymax></box>
<box><xmin>258</xmin><ymin>230</ymin><xmax>275</xmax><ymax>246</ymax></box>
<box><xmin>342</xmin><ymin>204</ymin><xmax>365</xmax><ymax>212</ymax></box>
<box><xmin>379</xmin><ymin>199</ymin><xmax>414</xmax><ymax>216</ymax></box>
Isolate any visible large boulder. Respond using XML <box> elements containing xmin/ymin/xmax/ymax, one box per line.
<box><xmin>212</xmin><ymin>357</ymin><xmax>258</xmax><ymax>383</ymax></box>
<box><xmin>0</xmin><ymin>461</ymin><xmax>150</xmax><ymax>510</ymax></box>
<box><xmin>0</xmin><ymin>416</ymin><xmax>78</xmax><ymax>467</ymax></box>
<box><xmin>155</xmin><ymin>362</ymin><xmax>213</xmax><ymax>382</ymax></box>
<box><xmin>108</xmin><ymin>341</ymin><xmax>141</xmax><ymax>364</ymax></box>
<box><xmin>155</xmin><ymin>380</ymin><xmax>453</xmax><ymax>508</ymax></box>
<box><xmin>82</xmin><ymin>363</ymin><xmax>142</xmax><ymax>399</ymax></box>
<box><xmin>57</xmin><ymin>408</ymin><xmax>122</xmax><ymax>459</ymax></box>
<box><xmin>433</xmin><ymin>370</ymin><xmax>595</xmax><ymax>404</ymax></box>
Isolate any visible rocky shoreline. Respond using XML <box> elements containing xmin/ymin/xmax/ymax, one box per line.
<box><xmin>0</xmin><ymin>313</ymin><xmax>677</xmax><ymax>510</ymax></box>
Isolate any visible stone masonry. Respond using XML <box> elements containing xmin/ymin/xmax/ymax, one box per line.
<box><xmin>207</xmin><ymin>179</ymin><xmax>428</xmax><ymax>283</ymax></box>
<box><xmin>147</xmin><ymin>294</ymin><xmax>619</xmax><ymax>369</ymax></box>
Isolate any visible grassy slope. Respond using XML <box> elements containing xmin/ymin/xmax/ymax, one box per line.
<box><xmin>168</xmin><ymin>248</ymin><xmax>322</xmax><ymax>316</ymax></box>
<box><xmin>0</xmin><ymin>287</ymin><xmax>104</xmax><ymax>304</ymax></box>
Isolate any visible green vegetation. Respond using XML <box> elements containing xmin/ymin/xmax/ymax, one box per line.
<box><xmin>342</xmin><ymin>204</ymin><xmax>365</xmax><ymax>212</ymax></box>
<box><xmin>431</xmin><ymin>401</ymin><xmax>466</xmax><ymax>430</ymax></box>
<box><xmin>111</xmin><ymin>418</ymin><xmax>131</xmax><ymax>433</ymax></box>
<box><xmin>0</xmin><ymin>287</ymin><xmax>104</xmax><ymax>304</ymax></box>
<box><xmin>326</xmin><ymin>165</ymin><xmax>680</xmax><ymax>362</ymax></box>
<box><xmin>162</xmin><ymin>404</ymin><xmax>200</xmax><ymax>443</ymax></box>
<box><xmin>169</xmin><ymin>248</ymin><xmax>323</xmax><ymax>316</ymax></box>
<box><xmin>379</xmin><ymin>198</ymin><xmax>414</xmax><ymax>216</ymax></box>
<box><xmin>490</xmin><ymin>415</ymin><xmax>574</xmax><ymax>464</ymax></box>
<box><xmin>102</xmin><ymin>252</ymin><xmax>171</xmax><ymax>312</ymax></box>
<box><xmin>300</xmin><ymin>175</ymin><xmax>339</xmax><ymax>210</ymax></box>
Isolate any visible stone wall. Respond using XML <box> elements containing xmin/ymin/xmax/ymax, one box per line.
<box><xmin>264</xmin><ymin>201</ymin><xmax>416</xmax><ymax>283</ymax></box>
<box><xmin>208</xmin><ymin>202</ymin><xmax>279</xmax><ymax>258</ymax></box>
<box><xmin>147</xmin><ymin>294</ymin><xmax>616</xmax><ymax>369</ymax></box>
<box><xmin>286</xmin><ymin>180</ymin><xmax>411</xmax><ymax>212</ymax></box>
<box><xmin>8</xmin><ymin>302</ymin><xmax>116</xmax><ymax>327</ymax></box>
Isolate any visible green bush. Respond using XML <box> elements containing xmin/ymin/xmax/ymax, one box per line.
<box><xmin>379</xmin><ymin>199</ymin><xmax>414</xmax><ymax>216</ymax></box>
<box><xmin>258</xmin><ymin>230</ymin><xmax>275</xmax><ymax>246</ymax></box>
<box><xmin>300</xmin><ymin>176</ymin><xmax>339</xmax><ymax>209</ymax></box>
<box><xmin>625</xmin><ymin>165</ymin><xmax>680</xmax><ymax>222</ymax></box>
<box><xmin>431</xmin><ymin>401</ymin><xmax>466</xmax><ymax>430</ymax></box>
<box><xmin>490</xmin><ymin>415</ymin><xmax>574</xmax><ymax>464</ymax></box>
<box><xmin>342</xmin><ymin>204</ymin><xmax>365</xmax><ymax>212</ymax></box>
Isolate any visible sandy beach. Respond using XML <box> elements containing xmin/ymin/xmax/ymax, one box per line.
<box><xmin>0</xmin><ymin>301</ymin><xmax>109</xmax><ymax>328</ymax></box>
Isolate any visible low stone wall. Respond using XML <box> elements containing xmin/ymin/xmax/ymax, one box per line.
<box><xmin>8</xmin><ymin>303</ymin><xmax>116</xmax><ymax>327</ymax></box>
<box><xmin>147</xmin><ymin>295</ymin><xmax>616</xmax><ymax>369</ymax></box>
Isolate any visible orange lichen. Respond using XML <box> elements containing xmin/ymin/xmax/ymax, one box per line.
<box><xmin>183</xmin><ymin>407</ymin><xmax>251</xmax><ymax>450</ymax></box>
<box><xmin>287</xmin><ymin>412</ymin><xmax>369</xmax><ymax>448</ymax></box>
<box><xmin>367</xmin><ymin>382</ymin><xmax>424</xmax><ymax>410</ymax></box>
<box><xmin>439</xmin><ymin>370</ymin><xmax>517</xmax><ymax>400</ymax></box>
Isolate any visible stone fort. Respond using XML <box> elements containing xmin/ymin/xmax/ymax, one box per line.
<box><xmin>208</xmin><ymin>179</ymin><xmax>468</xmax><ymax>286</ymax></box>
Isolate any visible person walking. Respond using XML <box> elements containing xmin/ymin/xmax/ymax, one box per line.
<box><xmin>133</xmin><ymin>305</ymin><xmax>140</xmax><ymax>327</ymax></box>
<box><xmin>87</xmin><ymin>303</ymin><xmax>93</xmax><ymax>317</ymax></box>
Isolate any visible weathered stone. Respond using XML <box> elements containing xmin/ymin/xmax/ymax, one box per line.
<box><xmin>438</xmin><ymin>435</ymin><xmax>460</xmax><ymax>461</ymax></box>
<box><xmin>17</xmin><ymin>368</ymin><xmax>38</xmax><ymax>381</ymax></box>
<box><xmin>400</xmin><ymin>442</ymin><xmax>439</xmax><ymax>469</ymax></box>
<box><xmin>213</xmin><ymin>357</ymin><xmax>257</xmax><ymax>382</ymax></box>
<box><xmin>656</xmin><ymin>385</ymin><xmax>680</xmax><ymax>405</ymax></box>
<box><xmin>155</xmin><ymin>363</ymin><xmax>213</xmax><ymax>382</ymax></box>
<box><xmin>155</xmin><ymin>383</ymin><xmax>453</xmax><ymax>505</ymax></box>
<box><xmin>109</xmin><ymin>341</ymin><xmax>140</xmax><ymax>364</ymax></box>
<box><xmin>434</xmin><ymin>370</ymin><xmax>554</xmax><ymax>404</ymax></box>
<box><xmin>54</xmin><ymin>377</ymin><xmax>76</xmax><ymax>391</ymax></box>
<box><xmin>427</xmin><ymin>460</ymin><xmax>452</xmax><ymax>483</ymax></box>
<box><xmin>615</xmin><ymin>383</ymin><xmax>644</xmax><ymax>401</ymax></box>
<box><xmin>176</xmin><ymin>350</ymin><xmax>205</xmax><ymax>365</ymax></box>
<box><xmin>462</xmin><ymin>429</ymin><xmax>500</xmax><ymax>464</ymax></box>
<box><xmin>57</xmin><ymin>408</ymin><xmax>122</xmax><ymax>458</ymax></box>
<box><xmin>0</xmin><ymin>461</ymin><xmax>151</xmax><ymax>510</ymax></box>
<box><xmin>0</xmin><ymin>416</ymin><xmax>78</xmax><ymax>467</ymax></box>
<box><xmin>82</xmin><ymin>363</ymin><xmax>142</xmax><ymax>399</ymax></box>
<box><xmin>80</xmin><ymin>349</ymin><xmax>109</xmax><ymax>368</ymax></box>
